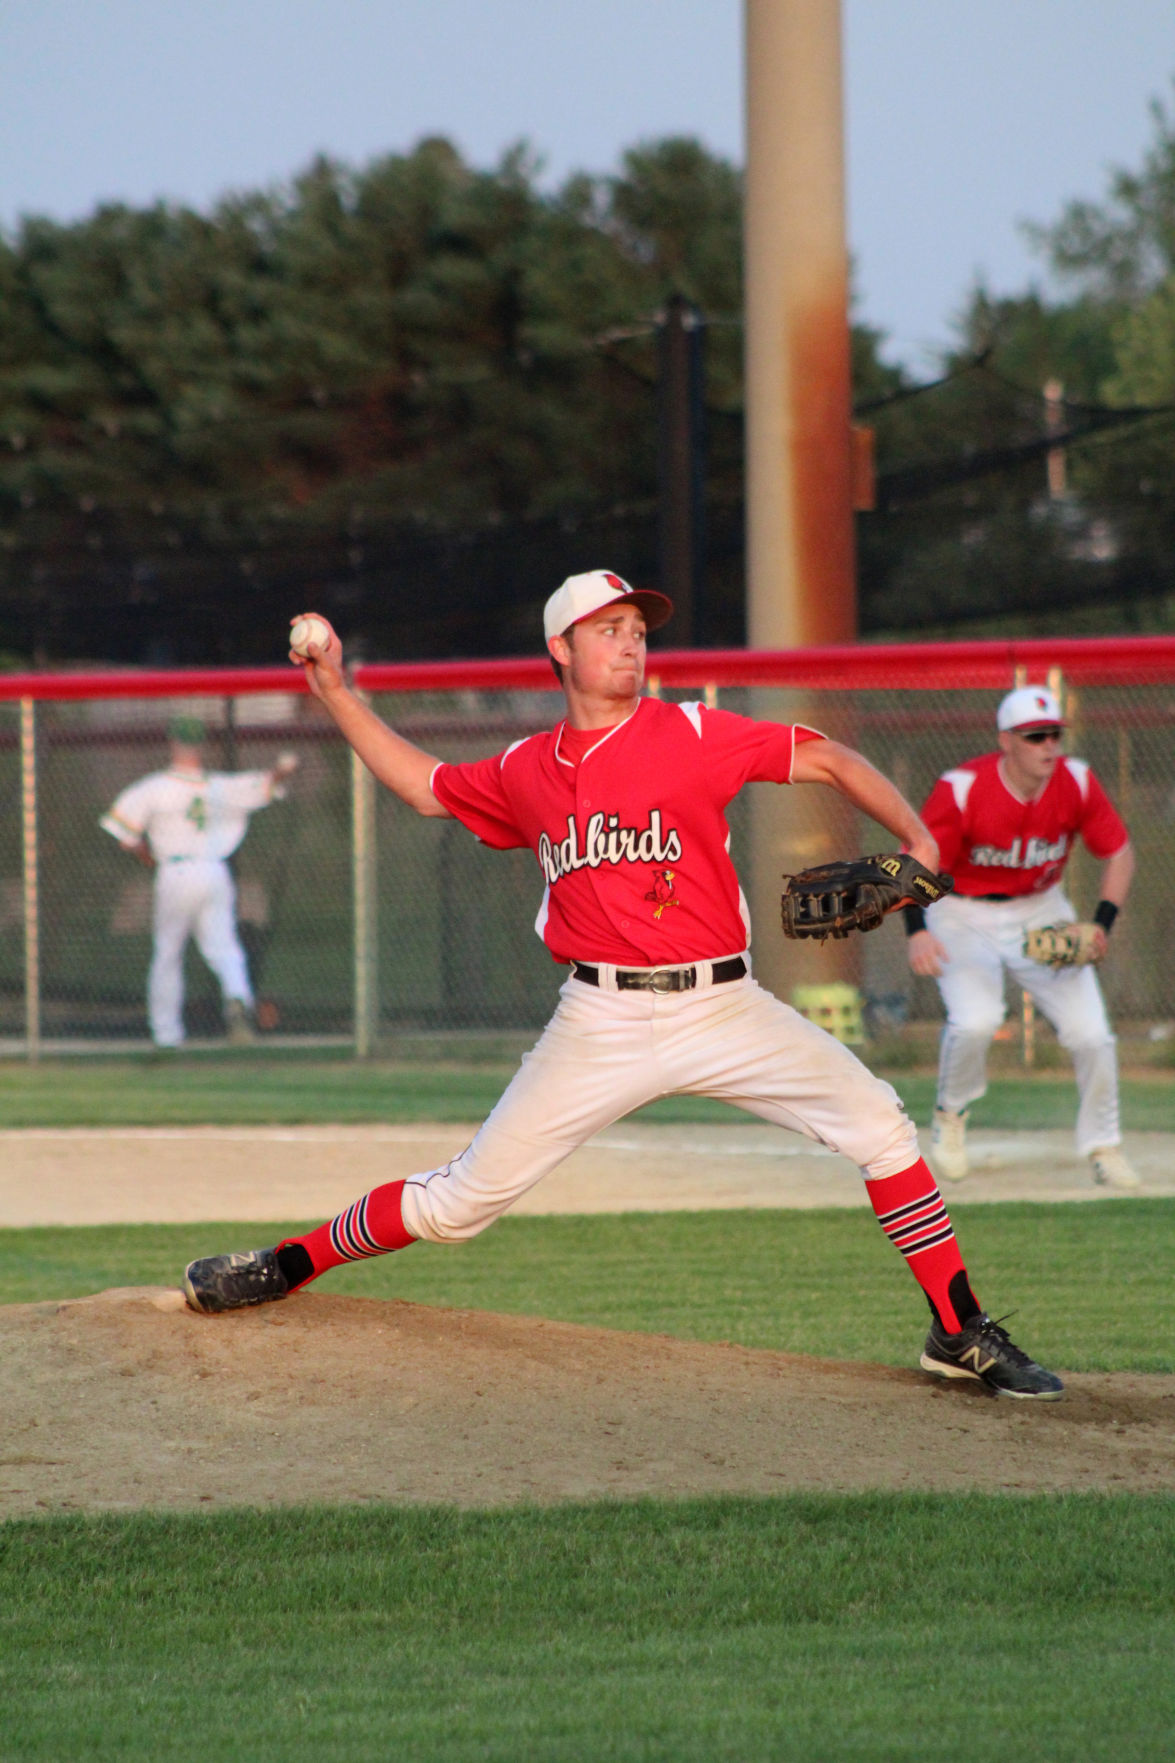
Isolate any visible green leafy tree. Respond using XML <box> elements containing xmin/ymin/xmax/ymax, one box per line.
<box><xmin>0</xmin><ymin>134</ymin><xmax>761</xmax><ymax>660</ymax></box>
<box><xmin>858</xmin><ymin>78</ymin><xmax>1175</xmax><ymax>639</ymax></box>
<box><xmin>12</xmin><ymin>105</ymin><xmax>1174</xmax><ymax>663</ymax></box>
<box><xmin>1024</xmin><ymin>83</ymin><xmax>1175</xmax><ymax>303</ymax></box>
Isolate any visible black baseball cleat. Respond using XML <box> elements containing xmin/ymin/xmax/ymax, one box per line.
<box><xmin>182</xmin><ymin>1247</ymin><xmax>288</xmax><ymax>1314</ymax></box>
<box><xmin>920</xmin><ymin>1312</ymin><xmax>1064</xmax><ymax>1400</ymax></box>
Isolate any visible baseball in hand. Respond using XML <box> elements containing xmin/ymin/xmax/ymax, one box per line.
<box><xmin>289</xmin><ymin>615</ymin><xmax>331</xmax><ymax>659</ymax></box>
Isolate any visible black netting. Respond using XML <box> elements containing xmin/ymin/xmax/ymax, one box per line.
<box><xmin>3</xmin><ymin>671</ymin><xmax>1173</xmax><ymax>1049</ymax></box>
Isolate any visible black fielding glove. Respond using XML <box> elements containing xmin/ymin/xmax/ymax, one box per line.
<box><xmin>781</xmin><ymin>854</ymin><xmax>953</xmax><ymax>943</ymax></box>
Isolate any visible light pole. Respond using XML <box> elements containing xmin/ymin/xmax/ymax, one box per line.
<box><xmin>657</xmin><ymin>293</ymin><xmax>706</xmax><ymax>645</ymax></box>
<box><xmin>744</xmin><ymin>0</ymin><xmax>857</xmax><ymax>647</ymax></box>
<box><xmin>744</xmin><ymin>0</ymin><xmax>859</xmax><ymax>1000</ymax></box>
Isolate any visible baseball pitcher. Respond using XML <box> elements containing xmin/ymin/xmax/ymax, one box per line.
<box><xmin>183</xmin><ymin>573</ymin><xmax>1063</xmax><ymax>1399</ymax></box>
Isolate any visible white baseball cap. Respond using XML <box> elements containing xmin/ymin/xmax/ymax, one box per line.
<box><xmin>542</xmin><ymin>570</ymin><xmax>674</xmax><ymax>643</ymax></box>
<box><xmin>997</xmin><ymin>685</ymin><xmax>1067</xmax><ymax>732</ymax></box>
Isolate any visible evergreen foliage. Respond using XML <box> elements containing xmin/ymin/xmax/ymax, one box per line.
<box><xmin>3</xmin><ymin>96</ymin><xmax>1175</xmax><ymax>663</ymax></box>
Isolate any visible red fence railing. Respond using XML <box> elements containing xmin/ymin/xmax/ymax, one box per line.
<box><xmin>3</xmin><ymin>634</ymin><xmax>1175</xmax><ymax>701</ymax></box>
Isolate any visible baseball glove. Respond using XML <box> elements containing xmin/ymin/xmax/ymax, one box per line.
<box><xmin>780</xmin><ymin>853</ymin><xmax>953</xmax><ymax>942</ymax></box>
<box><xmin>1022</xmin><ymin>922</ymin><xmax>1103</xmax><ymax>968</ymax></box>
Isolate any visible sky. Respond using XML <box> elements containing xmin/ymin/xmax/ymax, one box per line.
<box><xmin>1</xmin><ymin>0</ymin><xmax>1172</xmax><ymax>369</ymax></box>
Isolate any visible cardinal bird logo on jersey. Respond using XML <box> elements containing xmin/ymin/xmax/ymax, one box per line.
<box><xmin>645</xmin><ymin>868</ymin><xmax>680</xmax><ymax>919</ymax></box>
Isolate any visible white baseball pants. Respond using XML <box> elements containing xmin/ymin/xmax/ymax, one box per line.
<box><xmin>149</xmin><ymin>859</ymin><xmax>254</xmax><ymax>1047</ymax></box>
<box><xmin>400</xmin><ymin>966</ymin><xmax>920</xmax><ymax>1244</ymax></box>
<box><xmin>928</xmin><ymin>886</ymin><xmax>1119</xmax><ymax>1157</ymax></box>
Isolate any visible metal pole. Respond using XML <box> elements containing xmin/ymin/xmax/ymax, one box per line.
<box><xmin>20</xmin><ymin>697</ymin><xmax>40</xmax><ymax>1063</ymax></box>
<box><xmin>350</xmin><ymin>705</ymin><xmax>378</xmax><ymax>1058</ymax></box>
<box><xmin>1044</xmin><ymin>379</ymin><xmax>1067</xmax><ymax>500</ymax></box>
<box><xmin>743</xmin><ymin>0</ymin><xmax>856</xmax><ymax>1000</ymax></box>
<box><xmin>1019</xmin><ymin>666</ymin><xmax>1064</xmax><ymax>1068</ymax></box>
<box><xmin>744</xmin><ymin>0</ymin><xmax>856</xmax><ymax>646</ymax></box>
<box><xmin>1022</xmin><ymin>990</ymin><xmax>1036</xmax><ymax>1069</ymax></box>
<box><xmin>223</xmin><ymin>694</ymin><xmax>238</xmax><ymax>770</ymax></box>
<box><xmin>657</xmin><ymin>293</ymin><xmax>706</xmax><ymax>643</ymax></box>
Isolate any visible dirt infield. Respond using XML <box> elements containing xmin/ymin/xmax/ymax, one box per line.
<box><xmin>2</xmin><ymin>1122</ymin><xmax>1174</xmax><ymax>1226</ymax></box>
<box><xmin>1</xmin><ymin>1123</ymin><xmax>1172</xmax><ymax>1516</ymax></box>
<box><xmin>2</xmin><ymin>1286</ymin><xmax>1173</xmax><ymax>1517</ymax></box>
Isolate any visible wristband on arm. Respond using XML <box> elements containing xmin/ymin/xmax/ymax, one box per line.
<box><xmin>1093</xmin><ymin>899</ymin><xmax>1119</xmax><ymax>935</ymax></box>
<box><xmin>902</xmin><ymin>904</ymin><xmax>927</xmax><ymax>936</ymax></box>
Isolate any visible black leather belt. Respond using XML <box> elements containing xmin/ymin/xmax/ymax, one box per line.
<box><xmin>571</xmin><ymin>955</ymin><xmax>747</xmax><ymax>993</ymax></box>
<box><xmin>974</xmin><ymin>892</ymin><xmax>1014</xmax><ymax>901</ymax></box>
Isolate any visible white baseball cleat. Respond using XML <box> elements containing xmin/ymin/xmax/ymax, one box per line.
<box><xmin>929</xmin><ymin>1107</ymin><xmax>970</xmax><ymax>1182</ymax></box>
<box><xmin>225</xmin><ymin>999</ymin><xmax>256</xmax><ymax>1045</ymax></box>
<box><xmin>1088</xmin><ymin>1146</ymin><xmax>1142</xmax><ymax>1190</ymax></box>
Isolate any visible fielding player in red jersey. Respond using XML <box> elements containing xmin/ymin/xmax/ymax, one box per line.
<box><xmin>906</xmin><ymin>685</ymin><xmax>1138</xmax><ymax>1191</ymax></box>
<box><xmin>183</xmin><ymin>572</ymin><xmax>1063</xmax><ymax>1398</ymax></box>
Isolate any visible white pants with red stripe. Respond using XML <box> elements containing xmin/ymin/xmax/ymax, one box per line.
<box><xmin>928</xmin><ymin>885</ymin><xmax>1119</xmax><ymax>1157</ymax></box>
<box><xmin>400</xmin><ymin>966</ymin><xmax>919</xmax><ymax>1244</ymax></box>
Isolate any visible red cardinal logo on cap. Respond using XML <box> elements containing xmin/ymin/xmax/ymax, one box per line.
<box><xmin>604</xmin><ymin>573</ymin><xmax>627</xmax><ymax>592</ymax></box>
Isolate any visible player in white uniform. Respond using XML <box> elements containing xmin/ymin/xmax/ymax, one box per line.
<box><xmin>100</xmin><ymin>715</ymin><xmax>298</xmax><ymax>1049</ymax></box>
<box><xmin>905</xmin><ymin>686</ymin><xmax>1137</xmax><ymax>1189</ymax></box>
<box><xmin>182</xmin><ymin>574</ymin><xmax>1063</xmax><ymax>1399</ymax></box>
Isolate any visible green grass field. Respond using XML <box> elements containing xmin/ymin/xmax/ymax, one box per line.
<box><xmin>2</xmin><ymin>1202</ymin><xmax>1172</xmax><ymax>1373</ymax></box>
<box><xmin>2</xmin><ymin>1055</ymin><xmax>1173</xmax><ymax>1761</ymax></box>
<box><xmin>1</xmin><ymin>1051</ymin><xmax>1174</xmax><ymax>1128</ymax></box>
<box><xmin>3</xmin><ymin>1496</ymin><xmax>1172</xmax><ymax>1762</ymax></box>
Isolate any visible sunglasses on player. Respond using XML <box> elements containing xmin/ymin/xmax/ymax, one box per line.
<box><xmin>1017</xmin><ymin>728</ymin><xmax>1063</xmax><ymax>745</ymax></box>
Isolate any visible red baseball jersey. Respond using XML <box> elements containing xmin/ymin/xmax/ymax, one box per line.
<box><xmin>432</xmin><ymin>696</ymin><xmax>823</xmax><ymax>965</ymax></box>
<box><xmin>921</xmin><ymin>751</ymin><xmax>1128</xmax><ymax>897</ymax></box>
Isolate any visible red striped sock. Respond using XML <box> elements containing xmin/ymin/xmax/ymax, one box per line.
<box><xmin>865</xmin><ymin>1158</ymin><xmax>978</xmax><ymax>1332</ymax></box>
<box><xmin>277</xmin><ymin>1179</ymin><xmax>415</xmax><ymax>1290</ymax></box>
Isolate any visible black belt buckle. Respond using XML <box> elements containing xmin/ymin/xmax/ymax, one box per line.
<box><xmin>572</xmin><ymin>957</ymin><xmax>745</xmax><ymax>991</ymax></box>
<box><xmin>618</xmin><ymin>966</ymin><xmax>695</xmax><ymax>994</ymax></box>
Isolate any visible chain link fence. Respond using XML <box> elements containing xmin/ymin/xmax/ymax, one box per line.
<box><xmin>3</xmin><ymin>641</ymin><xmax>1174</xmax><ymax>1055</ymax></box>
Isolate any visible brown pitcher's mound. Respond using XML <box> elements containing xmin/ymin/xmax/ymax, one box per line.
<box><xmin>2</xmin><ymin>1288</ymin><xmax>1172</xmax><ymax>1516</ymax></box>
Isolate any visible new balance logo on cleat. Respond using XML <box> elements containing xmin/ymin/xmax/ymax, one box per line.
<box><xmin>182</xmin><ymin>1247</ymin><xmax>288</xmax><ymax>1314</ymax></box>
<box><xmin>920</xmin><ymin>1311</ymin><xmax>1064</xmax><ymax>1400</ymax></box>
<box><xmin>956</xmin><ymin>1343</ymin><xmax>999</xmax><ymax>1378</ymax></box>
